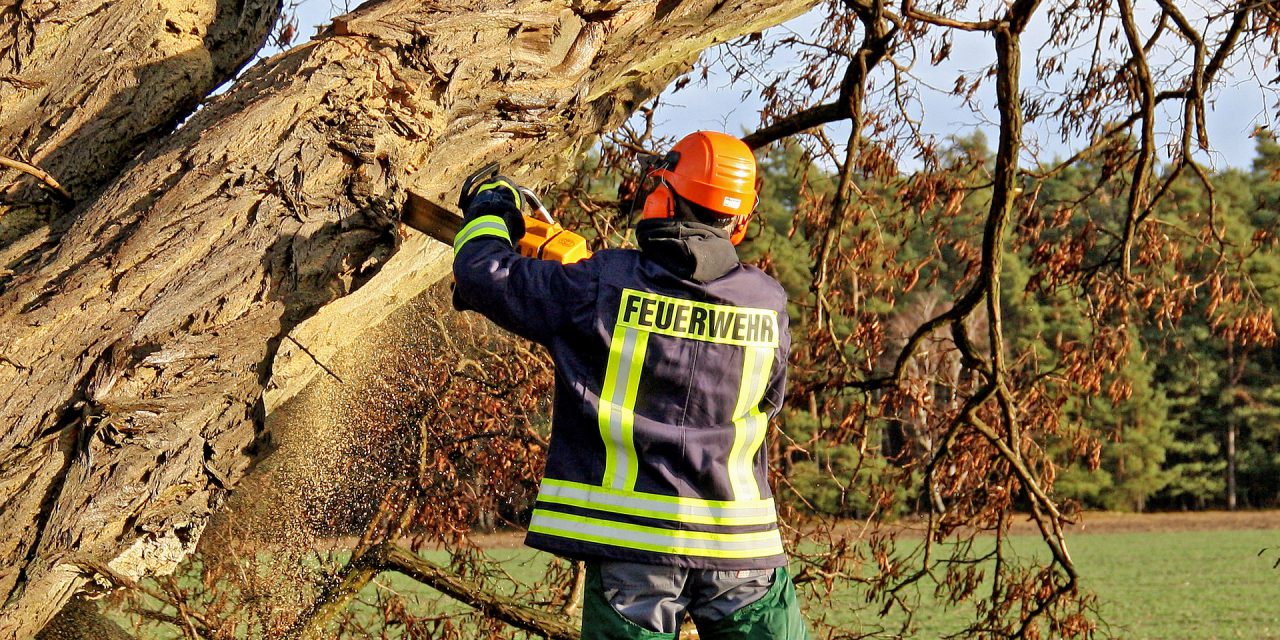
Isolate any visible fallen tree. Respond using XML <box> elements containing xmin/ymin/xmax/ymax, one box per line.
<box><xmin>0</xmin><ymin>0</ymin><xmax>815</xmax><ymax>636</ymax></box>
<box><xmin>0</xmin><ymin>0</ymin><xmax>281</xmax><ymax>241</ymax></box>
<box><xmin>10</xmin><ymin>0</ymin><xmax>1275</xmax><ymax>637</ymax></box>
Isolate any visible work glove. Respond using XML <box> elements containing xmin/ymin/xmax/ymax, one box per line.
<box><xmin>452</xmin><ymin>175</ymin><xmax>526</xmax><ymax>313</ymax></box>
<box><xmin>460</xmin><ymin>175</ymin><xmax>526</xmax><ymax>243</ymax></box>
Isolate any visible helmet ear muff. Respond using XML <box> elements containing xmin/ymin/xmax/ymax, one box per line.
<box><xmin>640</xmin><ymin>177</ymin><xmax>676</xmax><ymax>220</ymax></box>
<box><xmin>637</xmin><ymin>150</ymin><xmax>681</xmax><ymax>220</ymax></box>
<box><xmin>729</xmin><ymin>214</ymin><xmax>750</xmax><ymax>245</ymax></box>
<box><xmin>728</xmin><ymin>178</ymin><xmax>760</xmax><ymax>244</ymax></box>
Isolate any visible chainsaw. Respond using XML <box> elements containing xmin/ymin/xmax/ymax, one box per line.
<box><xmin>403</xmin><ymin>163</ymin><xmax>592</xmax><ymax>264</ymax></box>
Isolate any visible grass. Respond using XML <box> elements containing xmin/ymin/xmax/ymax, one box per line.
<box><xmin>816</xmin><ymin>528</ymin><xmax>1280</xmax><ymax>639</ymax></box>
<box><xmin>110</xmin><ymin>524</ymin><xmax>1280</xmax><ymax>639</ymax></box>
<box><xmin>1063</xmin><ymin>529</ymin><xmax>1279</xmax><ymax>640</ymax></box>
<box><xmin>347</xmin><ymin>528</ymin><xmax>1280</xmax><ymax>639</ymax></box>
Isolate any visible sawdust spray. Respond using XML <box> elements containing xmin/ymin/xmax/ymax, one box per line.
<box><xmin>198</xmin><ymin>282</ymin><xmax>551</xmax><ymax>633</ymax></box>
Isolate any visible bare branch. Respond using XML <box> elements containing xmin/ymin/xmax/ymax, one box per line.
<box><xmin>901</xmin><ymin>0</ymin><xmax>998</xmax><ymax>31</ymax></box>
<box><xmin>0</xmin><ymin>154</ymin><xmax>72</xmax><ymax>203</ymax></box>
<box><xmin>1116</xmin><ymin>0</ymin><xmax>1156</xmax><ymax>280</ymax></box>
<box><xmin>744</xmin><ymin>102</ymin><xmax>846</xmax><ymax>149</ymax></box>
<box><xmin>745</xmin><ymin>2</ymin><xmax>898</xmax><ymax>150</ymax></box>
<box><xmin>377</xmin><ymin>544</ymin><xmax>579</xmax><ymax>640</ymax></box>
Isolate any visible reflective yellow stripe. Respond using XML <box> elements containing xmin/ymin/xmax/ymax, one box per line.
<box><xmin>599</xmin><ymin>290</ymin><xmax>779</xmax><ymax>503</ymax></box>
<box><xmin>599</xmin><ymin>324</ymin><xmax>650</xmax><ymax>490</ymax></box>
<box><xmin>538</xmin><ymin>478</ymin><xmax>777</xmax><ymax>526</ymax></box>
<box><xmin>453</xmin><ymin>215</ymin><xmax>510</xmax><ymax>254</ymax></box>
<box><xmin>529</xmin><ymin>509</ymin><xmax>784</xmax><ymax>559</ymax></box>
<box><xmin>728</xmin><ymin>346</ymin><xmax>773</xmax><ymax>500</ymax></box>
<box><xmin>474</xmin><ymin>181</ymin><xmax>523</xmax><ymax>208</ymax></box>
<box><xmin>617</xmin><ymin>289</ymin><xmax>779</xmax><ymax>347</ymax></box>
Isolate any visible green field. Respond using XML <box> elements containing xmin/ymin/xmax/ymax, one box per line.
<box><xmin>113</xmin><ymin>526</ymin><xmax>1280</xmax><ymax>639</ymax></box>
<box><xmin>333</xmin><ymin>528</ymin><xmax>1280</xmax><ymax>639</ymax></box>
<box><xmin>808</xmin><ymin>529</ymin><xmax>1280</xmax><ymax>639</ymax></box>
<box><xmin>1061</xmin><ymin>530</ymin><xmax>1278</xmax><ymax>640</ymax></box>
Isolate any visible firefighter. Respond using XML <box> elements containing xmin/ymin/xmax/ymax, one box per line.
<box><xmin>452</xmin><ymin>130</ymin><xmax>807</xmax><ymax>639</ymax></box>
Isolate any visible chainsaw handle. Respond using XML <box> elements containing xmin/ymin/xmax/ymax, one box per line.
<box><xmin>460</xmin><ymin>161</ymin><xmax>555</xmax><ymax>224</ymax></box>
<box><xmin>458</xmin><ymin>162</ymin><xmax>501</xmax><ymax>211</ymax></box>
<box><xmin>517</xmin><ymin>186</ymin><xmax>554</xmax><ymax>224</ymax></box>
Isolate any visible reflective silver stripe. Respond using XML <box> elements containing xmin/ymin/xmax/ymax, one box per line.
<box><xmin>599</xmin><ymin>325</ymin><xmax>649</xmax><ymax>490</ymax></box>
<box><xmin>453</xmin><ymin>215</ymin><xmax>510</xmax><ymax>254</ymax></box>
<box><xmin>538</xmin><ymin>478</ymin><xmax>776</xmax><ymax>525</ymax></box>
<box><xmin>529</xmin><ymin>510</ymin><xmax>785</xmax><ymax>559</ymax></box>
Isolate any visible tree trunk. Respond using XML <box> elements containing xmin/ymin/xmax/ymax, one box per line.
<box><xmin>1226</xmin><ymin>418</ymin><xmax>1237</xmax><ymax>510</ymax></box>
<box><xmin>0</xmin><ymin>0</ymin><xmax>281</xmax><ymax>244</ymax></box>
<box><xmin>34</xmin><ymin>596</ymin><xmax>136</xmax><ymax>640</ymax></box>
<box><xmin>0</xmin><ymin>0</ymin><xmax>815</xmax><ymax>636</ymax></box>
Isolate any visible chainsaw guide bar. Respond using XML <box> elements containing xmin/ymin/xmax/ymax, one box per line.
<box><xmin>402</xmin><ymin>189</ymin><xmax>591</xmax><ymax>265</ymax></box>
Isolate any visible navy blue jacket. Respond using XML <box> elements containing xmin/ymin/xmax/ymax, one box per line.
<box><xmin>453</xmin><ymin>210</ymin><xmax>790</xmax><ymax>570</ymax></box>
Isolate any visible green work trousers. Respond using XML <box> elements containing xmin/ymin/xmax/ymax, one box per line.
<box><xmin>580</xmin><ymin>562</ymin><xmax>809</xmax><ymax>639</ymax></box>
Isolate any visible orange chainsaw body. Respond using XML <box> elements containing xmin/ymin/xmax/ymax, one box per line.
<box><xmin>517</xmin><ymin>216</ymin><xmax>592</xmax><ymax>264</ymax></box>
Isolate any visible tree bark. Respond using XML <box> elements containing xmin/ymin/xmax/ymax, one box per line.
<box><xmin>0</xmin><ymin>0</ymin><xmax>281</xmax><ymax>244</ymax></box>
<box><xmin>0</xmin><ymin>0</ymin><xmax>815</xmax><ymax>636</ymax></box>
<box><xmin>34</xmin><ymin>596</ymin><xmax>137</xmax><ymax>640</ymax></box>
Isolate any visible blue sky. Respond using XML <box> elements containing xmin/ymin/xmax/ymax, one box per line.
<box><xmin>265</xmin><ymin>2</ymin><xmax>1276</xmax><ymax>171</ymax></box>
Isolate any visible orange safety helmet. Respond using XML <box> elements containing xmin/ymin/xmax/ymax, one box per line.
<box><xmin>640</xmin><ymin>131</ymin><xmax>758</xmax><ymax>245</ymax></box>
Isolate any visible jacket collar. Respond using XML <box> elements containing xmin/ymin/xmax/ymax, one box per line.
<box><xmin>636</xmin><ymin>219</ymin><xmax>740</xmax><ymax>283</ymax></box>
